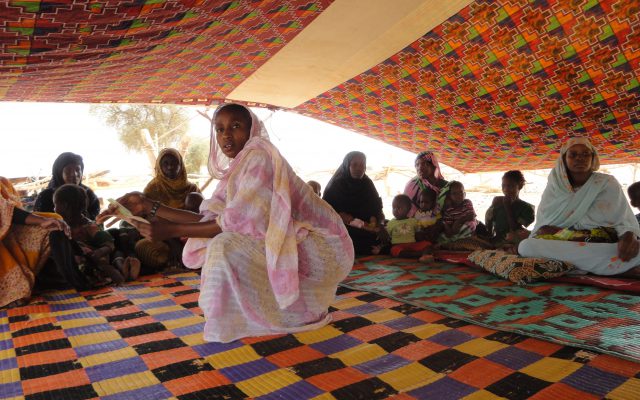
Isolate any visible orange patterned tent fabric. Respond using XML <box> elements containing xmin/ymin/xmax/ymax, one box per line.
<box><xmin>0</xmin><ymin>0</ymin><xmax>332</xmax><ymax>104</ymax></box>
<box><xmin>0</xmin><ymin>0</ymin><xmax>638</xmax><ymax>171</ymax></box>
<box><xmin>295</xmin><ymin>0</ymin><xmax>640</xmax><ymax>171</ymax></box>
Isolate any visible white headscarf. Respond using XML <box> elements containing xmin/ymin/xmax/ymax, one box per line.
<box><xmin>531</xmin><ymin>137</ymin><xmax>639</xmax><ymax>237</ymax></box>
<box><xmin>207</xmin><ymin>103</ymin><xmax>270</xmax><ymax>179</ymax></box>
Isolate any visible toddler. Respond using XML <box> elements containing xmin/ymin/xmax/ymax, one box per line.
<box><xmin>414</xmin><ymin>189</ymin><xmax>442</xmax><ymax>243</ymax></box>
<box><xmin>386</xmin><ymin>194</ymin><xmax>433</xmax><ymax>261</ymax></box>
<box><xmin>54</xmin><ymin>184</ymin><xmax>139</xmax><ymax>284</ymax></box>
<box><xmin>628</xmin><ymin>182</ymin><xmax>640</xmax><ymax>224</ymax></box>
<box><xmin>438</xmin><ymin>181</ymin><xmax>477</xmax><ymax>244</ymax></box>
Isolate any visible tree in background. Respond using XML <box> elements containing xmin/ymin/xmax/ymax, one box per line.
<box><xmin>90</xmin><ymin>104</ymin><xmax>208</xmax><ymax>174</ymax></box>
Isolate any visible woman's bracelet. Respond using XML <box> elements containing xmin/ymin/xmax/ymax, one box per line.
<box><xmin>149</xmin><ymin>201</ymin><xmax>161</xmax><ymax>218</ymax></box>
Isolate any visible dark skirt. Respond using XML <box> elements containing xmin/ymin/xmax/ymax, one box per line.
<box><xmin>346</xmin><ymin>225</ymin><xmax>385</xmax><ymax>256</ymax></box>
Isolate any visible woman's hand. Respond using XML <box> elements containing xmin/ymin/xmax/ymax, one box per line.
<box><xmin>618</xmin><ymin>231</ymin><xmax>640</xmax><ymax>262</ymax></box>
<box><xmin>37</xmin><ymin>217</ymin><xmax>72</xmax><ymax>239</ymax></box>
<box><xmin>129</xmin><ymin>219</ymin><xmax>176</xmax><ymax>242</ymax></box>
<box><xmin>97</xmin><ymin>192</ymin><xmax>151</xmax><ymax>225</ymax></box>
<box><xmin>338</xmin><ymin>212</ymin><xmax>354</xmax><ymax>225</ymax></box>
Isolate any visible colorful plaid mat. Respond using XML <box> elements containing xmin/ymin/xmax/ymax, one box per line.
<box><xmin>344</xmin><ymin>256</ymin><xmax>640</xmax><ymax>364</ymax></box>
<box><xmin>1</xmin><ymin>272</ymin><xmax>639</xmax><ymax>399</ymax></box>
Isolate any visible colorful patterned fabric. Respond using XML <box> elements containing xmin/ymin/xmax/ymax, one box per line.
<box><xmin>554</xmin><ymin>275</ymin><xmax>640</xmax><ymax>293</ymax></box>
<box><xmin>1</xmin><ymin>272</ymin><xmax>639</xmax><ymax>399</ymax></box>
<box><xmin>437</xmin><ymin>249</ymin><xmax>640</xmax><ymax>293</ymax></box>
<box><xmin>534</xmin><ymin>226</ymin><xmax>619</xmax><ymax>242</ymax></box>
<box><xmin>414</xmin><ymin>209</ymin><xmax>440</xmax><ymax>229</ymax></box>
<box><xmin>345</xmin><ymin>256</ymin><xmax>640</xmax><ymax>362</ymax></box>
<box><xmin>0</xmin><ymin>178</ymin><xmax>51</xmax><ymax>308</ymax></box>
<box><xmin>295</xmin><ymin>0</ymin><xmax>640</xmax><ymax>171</ymax></box>
<box><xmin>1</xmin><ymin>1</ymin><xmax>638</xmax><ymax>171</ymax></box>
<box><xmin>0</xmin><ymin>1</ymin><xmax>332</xmax><ymax>104</ymax></box>
<box><xmin>468</xmin><ymin>249</ymin><xmax>574</xmax><ymax>284</ymax></box>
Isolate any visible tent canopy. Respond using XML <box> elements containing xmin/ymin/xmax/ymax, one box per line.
<box><xmin>1</xmin><ymin>0</ymin><xmax>638</xmax><ymax>172</ymax></box>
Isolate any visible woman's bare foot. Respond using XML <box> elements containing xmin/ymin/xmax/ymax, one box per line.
<box><xmin>126</xmin><ymin>257</ymin><xmax>141</xmax><ymax>281</ymax></box>
<box><xmin>371</xmin><ymin>245</ymin><xmax>382</xmax><ymax>255</ymax></box>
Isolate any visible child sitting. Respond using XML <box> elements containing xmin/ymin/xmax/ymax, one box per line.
<box><xmin>438</xmin><ymin>181</ymin><xmax>478</xmax><ymax>244</ymax></box>
<box><xmin>386</xmin><ymin>194</ymin><xmax>433</xmax><ymax>261</ymax></box>
<box><xmin>184</xmin><ymin>192</ymin><xmax>204</xmax><ymax>213</ymax></box>
<box><xmin>414</xmin><ymin>189</ymin><xmax>442</xmax><ymax>243</ymax></box>
<box><xmin>485</xmin><ymin>170</ymin><xmax>535</xmax><ymax>249</ymax></box>
<box><xmin>628</xmin><ymin>182</ymin><xmax>640</xmax><ymax>224</ymax></box>
<box><xmin>53</xmin><ymin>184</ymin><xmax>139</xmax><ymax>284</ymax></box>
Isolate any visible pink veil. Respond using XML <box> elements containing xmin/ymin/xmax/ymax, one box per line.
<box><xmin>207</xmin><ymin>103</ymin><xmax>270</xmax><ymax>179</ymax></box>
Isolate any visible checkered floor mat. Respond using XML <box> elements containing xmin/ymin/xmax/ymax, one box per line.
<box><xmin>1</xmin><ymin>272</ymin><xmax>638</xmax><ymax>399</ymax></box>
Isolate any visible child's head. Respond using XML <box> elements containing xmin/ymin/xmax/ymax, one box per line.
<box><xmin>307</xmin><ymin>180</ymin><xmax>321</xmax><ymax>196</ymax></box>
<box><xmin>418</xmin><ymin>189</ymin><xmax>437</xmax><ymax>212</ymax></box>
<box><xmin>628</xmin><ymin>182</ymin><xmax>640</xmax><ymax>209</ymax></box>
<box><xmin>501</xmin><ymin>170</ymin><xmax>525</xmax><ymax>200</ymax></box>
<box><xmin>184</xmin><ymin>192</ymin><xmax>204</xmax><ymax>213</ymax></box>
<box><xmin>53</xmin><ymin>184</ymin><xmax>88</xmax><ymax>224</ymax></box>
<box><xmin>51</xmin><ymin>152</ymin><xmax>84</xmax><ymax>187</ymax></box>
<box><xmin>447</xmin><ymin>181</ymin><xmax>465</xmax><ymax>206</ymax></box>
<box><xmin>392</xmin><ymin>194</ymin><xmax>412</xmax><ymax>220</ymax></box>
<box><xmin>214</xmin><ymin>103</ymin><xmax>253</xmax><ymax>159</ymax></box>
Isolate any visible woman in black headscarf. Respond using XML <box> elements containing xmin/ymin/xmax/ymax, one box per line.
<box><xmin>34</xmin><ymin>152</ymin><xmax>100</xmax><ymax>220</ymax></box>
<box><xmin>323</xmin><ymin>151</ymin><xmax>386</xmax><ymax>255</ymax></box>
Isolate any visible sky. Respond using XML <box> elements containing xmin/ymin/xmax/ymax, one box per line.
<box><xmin>2</xmin><ymin>101</ymin><xmax>638</xmax><ymax>220</ymax></box>
<box><xmin>0</xmin><ymin>102</ymin><xmax>421</xmax><ymax>180</ymax></box>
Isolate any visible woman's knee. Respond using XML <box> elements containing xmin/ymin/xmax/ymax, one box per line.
<box><xmin>517</xmin><ymin>238</ymin><xmax>536</xmax><ymax>257</ymax></box>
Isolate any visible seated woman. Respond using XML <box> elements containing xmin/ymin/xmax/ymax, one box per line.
<box><xmin>143</xmin><ymin>148</ymin><xmax>200</xmax><ymax>209</ymax></box>
<box><xmin>98</xmin><ymin>103</ymin><xmax>354</xmax><ymax>343</ymax></box>
<box><xmin>1</xmin><ymin>177</ymin><xmax>72</xmax><ymax>308</ymax></box>
<box><xmin>34</xmin><ymin>152</ymin><xmax>100</xmax><ymax>220</ymax></box>
<box><xmin>486</xmin><ymin>170</ymin><xmax>535</xmax><ymax>249</ymax></box>
<box><xmin>135</xmin><ymin>148</ymin><xmax>201</xmax><ymax>271</ymax></box>
<box><xmin>322</xmin><ymin>151</ymin><xmax>386</xmax><ymax>255</ymax></box>
<box><xmin>404</xmin><ymin>151</ymin><xmax>448</xmax><ymax>217</ymax></box>
<box><xmin>519</xmin><ymin>137</ymin><xmax>640</xmax><ymax>275</ymax></box>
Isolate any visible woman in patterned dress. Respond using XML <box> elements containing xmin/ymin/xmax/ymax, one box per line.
<box><xmin>98</xmin><ymin>104</ymin><xmax>354</xmax><ymax>342</ymax></box>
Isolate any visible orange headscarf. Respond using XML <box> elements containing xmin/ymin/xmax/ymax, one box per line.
<box><xmin>143</xmin><ymin>148</ymin><xmax>199</xmax><ymax>209</ymax></box>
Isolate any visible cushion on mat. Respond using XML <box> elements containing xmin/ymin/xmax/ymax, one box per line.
<box><xmin>468</xmin><ymin>249</ymin><xmax>574</xmax><ymax>285</ymax></box>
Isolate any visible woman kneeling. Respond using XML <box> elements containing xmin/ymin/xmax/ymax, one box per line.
<box><xmin>99</xmin><ymin>104</ymin><xmax>354</xmax><ymax>342</ymax></box>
